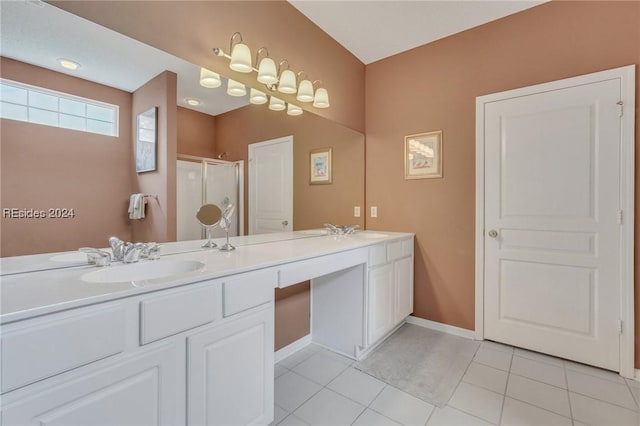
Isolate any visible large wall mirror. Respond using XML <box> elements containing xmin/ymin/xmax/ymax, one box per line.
<box><xmin>0</xmin><ymin>1</ymin><xmax>365</xmax><ymax>257</ymax></box>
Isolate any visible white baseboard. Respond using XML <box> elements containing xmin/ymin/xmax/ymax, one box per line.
<box><xmin>634</xmin><ymin>369</ymin><xmax>640</xmax><ymax>382</ymax></box>
<box><xmin>406</xmin><ymin>316</ymin><xmax>475</xmax><ymax>340</ymax></box>
<box><xmin>274</xmin><ymin>334</ymin><xmax>311</xmax><ymax>363</ymax></box>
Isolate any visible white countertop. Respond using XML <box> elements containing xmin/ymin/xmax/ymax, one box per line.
<box><xmin>0</xmin><ymin>231</ymin><xmax>412</xmax><ymax>324</ymax></box>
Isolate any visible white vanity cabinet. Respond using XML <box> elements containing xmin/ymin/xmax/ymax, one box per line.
<box><xmin>1</xmin><ymin>270</ymin><xmax>277</xmax><ymax>426</ymax></box>
<box><xmin>366</xmin><ymin>236</ymin><xmax>414</xmax><ymax>346</ymax></box>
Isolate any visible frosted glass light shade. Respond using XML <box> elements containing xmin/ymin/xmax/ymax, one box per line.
<box><xmin>269</xmin><ymin>96</ymin><xmax>286</xmax><ymax>111</ymax></box>
<box><xmin>287</xmin><ymin>103</ymin><xmax>303</xmax><ymax>116</ymax></box>
<box><xmin>227</xmin><ymin>79</ymin><xmax>246</xmax><ymax>97</ymax></box>
<box><xmin>250</xmin><ymin>88</ymin><xmax>268</xmax><ymax>104</ymax></box>
<box><xmin>313</xmin><ymin>88</ymin><xmax>330</xmax><ymax>108</ymax></box>
<box><xmin>229</xmin><ymin>43</ymin><xmax>252</xmax><ymax>73</ymax></box>
<box><xmin>296</xmin><ymin>79</ymin><xmax>314</xmax><ymax>102</ymax></box>
<box><xmin>277</xmin><ymin>69</ymin><xmax>297</xmax><ymax>94</ymax></box>
<box><xmin>257</xmin><ymin>57</ymin><xmax>278</xmax><ymax>84</ymax></box>
<box><xmin>199</xmin><ymin>68</ymin><xmax>221</xmax><ymax>88</ymax></box>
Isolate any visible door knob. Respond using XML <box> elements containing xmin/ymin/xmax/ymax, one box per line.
<box><xmin>488</xmin><ymin>229</ymin><xmax>498</xmax><ymax>238</ymax></box>
<box><xmin>282</xmin><ymin>220</ymin><xmax>289</xmax><ymax>227</ymax></box>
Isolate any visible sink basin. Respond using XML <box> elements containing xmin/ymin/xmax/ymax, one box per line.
<box><xmin>296</xmin><ymin>229</ymin><xmax>329</xmax><ymax>236</ymax></box>
<box><xmin>353</xmin><ymin>232</ymin><xmax>388</xmax><ymax>239</ymax></box>
<box><xmin>81</xmin><ymin>260</ymin><xmax>205</xmax><ymax>284</ymax></box>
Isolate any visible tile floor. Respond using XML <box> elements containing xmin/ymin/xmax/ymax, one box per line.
<box><xmin>272</xmin><ymin>337</ymin><xmax>640</xmax><ymax>426</ymax></box>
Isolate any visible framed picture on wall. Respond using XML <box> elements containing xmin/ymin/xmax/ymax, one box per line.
<box><xmin>309</xmin><ymin>147</ymin><xmax>333</xmax><ymax>185</ymax></box>
<box><xmin>404</xmin><ymin>130</ymin><xmax>443</xmax><ymax>179</ymax></box>
<box><xmin>135</xmin><ymin>107</ymin><xmax>158</xmax><ymax>173</ymax></box>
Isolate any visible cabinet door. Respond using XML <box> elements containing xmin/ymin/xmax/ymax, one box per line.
<box><xmin>188</xmin><ymin>307</ymin><xmax>274</xmax><ymax>426</ymax></box>
<box><xmin>367</xmin><ymin>263</ymin><xmax>395</xmax><ymax>345</ymax></box>
<box><xmin>394</xmin><ymin>256</ymin><xmax>414</xmax><ymax>324</ymax></box>
<box><xmin>2</xmin><ymin>342</ymin><xmax>183</xmax><ymax>426</ymax></box>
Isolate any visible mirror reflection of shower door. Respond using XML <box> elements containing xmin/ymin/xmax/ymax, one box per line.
<box><xmin>203</xmin><ymin>159</ymin><xmax>244</xmax><ymax>238</ymax></box>
<box><xmin>177</xmin><ymin>160</ymin><xmax>203</xmax><ymax>241</ymax></box>
<box><xmin>177</xmin><ymin>157</ymin><xmax>244</xmax><ymax>241</ymax></box>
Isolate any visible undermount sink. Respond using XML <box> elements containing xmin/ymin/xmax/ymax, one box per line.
<box><xmin>81</xmin><ymin>260</ymin><xmax>205</xmax><ymax>284</ymax></box>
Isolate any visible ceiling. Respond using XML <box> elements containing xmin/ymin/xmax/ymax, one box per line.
<box><xmin>289</xmin><ymin>0</ymin><xmax>547</xmax><ymax>64</ymax></box>
<box><xmin>1</xmin><ymin>1</ymin><xmax>547</xmax><ymax>116</ymax></box>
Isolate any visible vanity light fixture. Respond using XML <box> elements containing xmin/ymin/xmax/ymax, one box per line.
<box><xmin>227</xmin><ymin>79</ymin><xmax>246</xmax><ymax>97</ymax></box>
<box><xmin>185</xmin><ymin>98</ymin><xmax>201</xmax><ymax>106</ymax></box>
<box><xmin>287</xmin><ymin>103</ymin><xmax>303</xmax><ymax>116</ymax></box>
<box><xmin>58</xmin><ymin>58</ymin><xmax>80</xmax><ymax>70</ymax></box>
<box><xmin>268</xmin><ymin>96</ymin><xmax>286</xmax><ymax>111</ymax></box>
<box><xmin>228</xmin><ymin>32</ymin><xmax>252</xmax><ymax>73</ymax></box>
<box><xmin>213</xmin><ymin>32</ymin><xmax>330</xmax><ymax>114</ymax></box>
<box><xmin>312</xmin><ymin>81</ymin><xmax>330</xmax><ymax>108</ymax></box>
<box><xmin>199</xmin><ymin>67</ymin><xmax>221</xmax><ymax>88</ymax></box>
<box><xmin>249</xmin><ymin>88</ymin><xmax>268</xmax><ymax>104</ymax></box>
<box><xmin>256</xmin><ymin>48</ymin><xmax>278</xmax><ymax>85</ymax></box>
<box><xmin>296</xmin><ymin>72</ymin><xmax>314</xmax><ymax>103</ymax></box>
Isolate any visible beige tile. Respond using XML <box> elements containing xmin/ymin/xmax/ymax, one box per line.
<box><xmin>448</xmin><ymin>382</ymin><xmax>503</xmax><ymax>424</ymax></box>
<box><xmin>426</xmin><ymin>406</ymin><xmax>494</xmax><ymax>425</ymax></box>
<box><xmin>564</xmin><ymin>360</ymin><xmax>626</xmax><ymax>384</ymax></box>
<box><xmin>510</xmin><ymin>356</ymin><xmax>566</xmax><ymax>388</ymax></box>
<box><xmin>513</xmin><ymin>348</ymin><xmax>564</xmax><ymax>367</ymax></box>
<box><xmin>278</xmin><ymin>346</ymin><xmax>319</xmax><ymax>370</ymax></box>
<box><xmin>278</xmin><ymin>414</ymin><xmax>309</xmax><ymax>425</ymax></box>
<box><xmin>462</xmin><ymin>362</ymin><xmax>508</xmax><ymax>394</ymax></box>
<box><xmin>370</xmin><ymin>386</ymin><xmax>434</xmax><ymax>426</ymax></box>
<box><xmin>294</xmin><ymin>388</ymin><xmax>365</xmax><ymax>425</ymax></box>
<box><xmin>501</xmin><ymin>397</ymin><xmax>572</xmax><ymax>426</ymax></box>
<box><xmin>353</xmin><ymin>409</ymin><xmax>400</xmax><ymax>426</ymax></box>
<box><xmin>473</xmin><ymin>346</ymin><xmax>513</xmax><ymax>371</ymax></box>
<box><xmin>292</xmin><ymin>351</ymin><xmax>351</xmax><ymax>386</ymax></box>
<box><xmin>506</xmin><ymin>374</ymin><xmax>570</xmax><ymax>417</ymax></box>
<box><xmin>275</xmin><ymin>371</ymin><xmax>322</xmax><ymax>412</ymax></box>
<box><xmin>566</xmin><ymin>369</ymin><xmax>637</xmax><ymax>410</ymax></box>
<box><xmin>327</xmin><ymin>367</ymin><xmax>386</xmax><ymax>406</ymax></box>
<box><xmin>481</xmin><ymin>340</ymin><xmax>514</xmax><ymax>354</ymax></box>
<box><xmin>570</xmin><ymin>392</ymin><xmax>640</xmax><ymax>426</ymax></box>
<box><xmin>271</xmin><ymin>405</ymin><xmax>288</xmax><ymax>425</ymax></box>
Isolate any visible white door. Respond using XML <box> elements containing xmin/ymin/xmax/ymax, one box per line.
<box><xmin>481</xmin><ymin>73</ymin><xmax>626</xmax><ymax>370</ymax></box>
<box><xmin>367</xmin><ymin>263</ymin><xmax>395</xmax><ymax>345</ymax></box>
<box><xmin>248</xmin><ymin>136</ymin><xmax>293</xmax><ymax>234</ymax></box>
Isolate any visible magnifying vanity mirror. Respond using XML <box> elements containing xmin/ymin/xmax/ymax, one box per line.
<box><xmin>196</xmin><ymin>204</ymin><xmax>222</xmax><ymax>248</ymax></box>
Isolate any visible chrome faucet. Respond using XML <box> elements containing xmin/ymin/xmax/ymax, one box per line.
<box><xmin>123</xmin><ymin>243</ymin><xmax>144</xmax><ymax>263</ymax></box>
<box><xmin>79</xmin><ymin>247</ymin><xmax>111</xmax><ymax>267</ymax></box>
<box><xmin>343</xmin><ymin>224</ymin><xmax>360</xmax><ymax>235</ymax></box>
<box><xmin>109</xmin><ymin>236</ymin><xmax>125</xmax><ymax>261</ymax></box>
<box><xmin>141</xmin><ymin>242</ymin><xmax>161</xmax><ymax>260</ymax></box>
<box><xmin>323</xmin><ymin>223</ymin><xmax>342</xmax><ymax>235</ymax></box>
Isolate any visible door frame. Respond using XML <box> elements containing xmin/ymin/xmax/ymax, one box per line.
<box><xmin>474</xmin><ymin>65</ymin><xmax>636</xmax><ymax>377</ymax></box>
<box><xmin>248</xmin><ymin>135</ymin><xmax>293</xmax><ymax>235</ymax></box>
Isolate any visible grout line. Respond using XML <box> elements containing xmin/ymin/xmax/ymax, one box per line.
<box><xmin>623</xmin><ymin>379</ymin><xmax>640</xmax><ymax>411</ymax></box>
<box><xmin>504</xmin><ymin>395</ymin><xmax>573</xmax><ymax>424</ymax></box>
<box><xmin>563</xmin><ymin>362</ymin><xmax>575</xmax><ymax>424</ymax></box>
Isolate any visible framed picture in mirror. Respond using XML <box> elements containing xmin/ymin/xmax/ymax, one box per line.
<box><xmin>135</xmin><ymin>107</ymin><xmax>158</xmax><ymax>173</ymax></box>
<box><xmin>309</xmin><ymin>147</ymin><xmax>332</xmax><ymax>185</ymax></box>
<box><xmin>404</xmin><ymin>130</ymin><xmax>443</xmax><ymax>179</ymax></box>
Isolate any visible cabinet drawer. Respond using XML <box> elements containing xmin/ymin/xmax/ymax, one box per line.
<box><xmin>368</xmin><ymin>244</ymin><xmax>387</xmax><ymax>267</ymax></box>
<box><xmin>140</xmin><ymin>283</ymin><xmax>220</xmax><ymax>344</ymax></box>
<box><xmin>224</xmin><ymin>269</ymin><xmax>276</xmax><ymax>317</ymax></box>
<box><xmin>402</xmin><ymin>238</ymin><xmax>414</xmax><ymax>257</ymax></box>
<box><xmin>1</xmin><ymin>306</ymin><xmax>126</xmax><ymax>393</ymax></box>
<box><xmin>386</xmin><ymin>240</ymin><xmax>403</xmax><ymax>261</ymax></box>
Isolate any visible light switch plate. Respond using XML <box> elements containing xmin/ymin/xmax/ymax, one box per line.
<box><xmin>354</xmin><ymin>206</ymin><xmax>361</xmax><ymax>217</ymax></box>
<box><xmin>371</xmin><ymin>206</ymin><xmax>378</xmax><ymax>218</ymax></box>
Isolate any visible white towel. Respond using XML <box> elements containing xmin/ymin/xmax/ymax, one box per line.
<box><xmin>128</xmin><ymin>194</ymin><xmax>145</xmax><ymax>219</ymax></box>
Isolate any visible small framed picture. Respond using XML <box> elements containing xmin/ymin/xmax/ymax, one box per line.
<box><xmin>135</xmin><ymin>107</ymin><xmax>158</xmax><ymax>173</ymax></box>
<box><xmin>309</xmin><ymin>147</ymin><xmax>332</xmax><ymax>185</ymax></box>
<box><xmin>404</xmin><ymin>130</ymin><xmax>443</xmax><ymax>179</ymax></box>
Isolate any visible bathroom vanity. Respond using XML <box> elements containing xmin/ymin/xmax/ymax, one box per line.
<box><xmin>0</xmin><ymin>231</ymin><xmax>413</xmax><ymax>425</ymax></box>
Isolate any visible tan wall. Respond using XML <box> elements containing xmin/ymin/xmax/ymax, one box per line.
<box><xmin>365</xmin><ymin>1</ymin><xmax>640</xmax><ymax>366</ymax></box>
<box><xmin>275</xmin><ymin>282</ymin><xmax>310</xmax><ymax>351</ymax></box>
<box><xmin>215</xmin><ymin>104</ymin><xmax>365</xmax><ymax>234</ymax></box>
<box><xmin>0</xmin><ymin>57</ymin><xmax>132</xmax><ymax>256</ymax></box>
<box><xmin>50</xmin><ymin>1</ymin><xmax>365</xmax><ymax>133</ymax></box>
<box><xmin>131</xmin><ymin>71</ymin><xmax>178</xmax><ymax>243</ymax></box>
<box><xmin>177</xmin><ymin>107</ymin><xmax>216</xmax><ymax>158</ymax></box>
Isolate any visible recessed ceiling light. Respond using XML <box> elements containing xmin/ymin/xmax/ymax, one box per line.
<box><xmin>186</xmin><ymin>98</ymin><xmax>201</xmax><ymax>106</ymax></box>
<box><xmin>58</xmin><ymin>58</ymin><xmax>80</xmax><ymax>70</ymax></box>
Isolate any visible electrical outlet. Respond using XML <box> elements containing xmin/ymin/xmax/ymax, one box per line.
<box><xmin>354</xmin><ymin>206</ymin><xmax>361</xmax><ymax>217</ymax></box>
<box><xmin>371</xmin><ymin>206</ymin><xmax>378</xmax><ymax>218</ymax></box>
